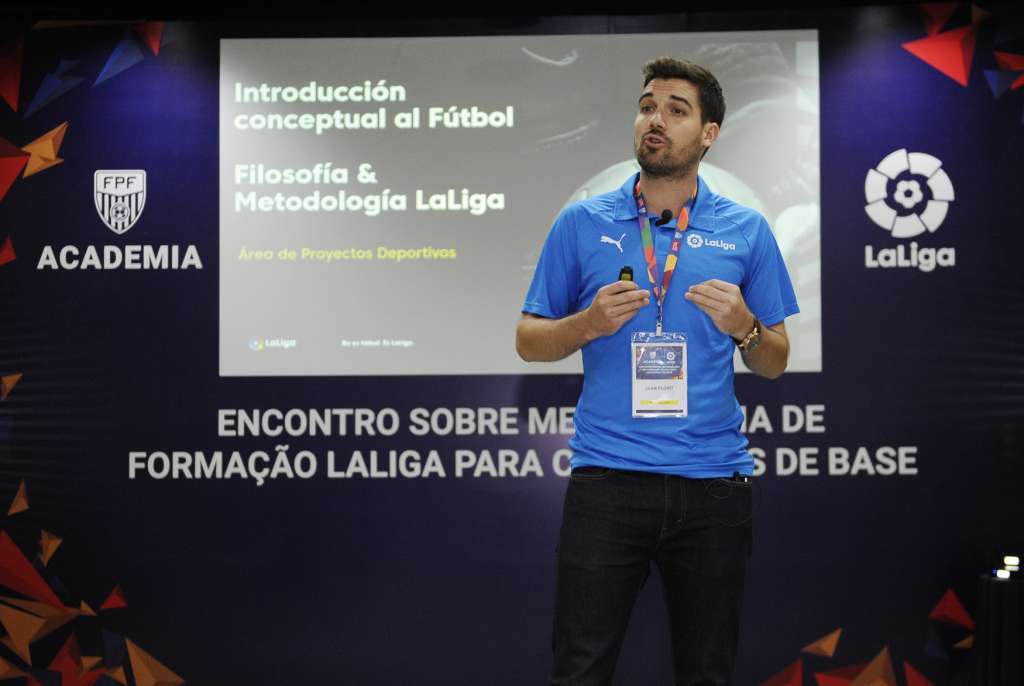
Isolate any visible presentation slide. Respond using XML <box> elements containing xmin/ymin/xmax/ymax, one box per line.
<box><xmin>219</xmin><ymin>32</ymin><xmax>821</xmax><ymax>376</ymax></box>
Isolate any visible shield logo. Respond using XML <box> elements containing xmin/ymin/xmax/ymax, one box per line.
<box><xmin>94</xmin><ymin>170</ymin><xmax>146</xmax><ymax>234</ymax></box>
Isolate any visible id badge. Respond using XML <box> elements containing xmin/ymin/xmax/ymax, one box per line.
<box><xmin>631</xmin><ymin>331</ymin><xmax>687</xmax><ymax>418</ymax></box>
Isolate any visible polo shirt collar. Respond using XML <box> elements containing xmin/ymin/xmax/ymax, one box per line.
<box><xmin>612</xmin><ymin>171</ymin><xmax>717</xmax><ymax>233</ymax></box>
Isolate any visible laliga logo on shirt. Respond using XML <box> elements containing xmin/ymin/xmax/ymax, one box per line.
<box><xmin>686</xmin><ymin>233</ymin><xmax>735</xmax><ymax>251</ymax></box>
<box><xmin>863</xmin><ymin>149</ymin><xmax>956</xmax><ymax>272</ymax></box>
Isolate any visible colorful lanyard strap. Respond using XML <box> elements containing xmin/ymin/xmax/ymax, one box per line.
<box><xmin>634</xmin><ymin>181</ymin><xmax>694</xmax><ymax>335</ymax></box>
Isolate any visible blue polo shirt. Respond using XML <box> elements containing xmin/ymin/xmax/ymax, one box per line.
<box><xmin>523</xmin><ymin>172</ymin><xmax>799</xmax><ymax>478</ymax></box>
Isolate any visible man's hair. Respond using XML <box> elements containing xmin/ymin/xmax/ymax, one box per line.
<box><xmin>642</xmin><ymin>57</ymin><xmax>725</xmax><ymax>127</ymax></box>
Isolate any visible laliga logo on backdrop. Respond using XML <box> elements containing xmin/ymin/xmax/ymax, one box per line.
<box><xmin>863</xmin><ymin>149</ymin><xmax>956</xmax><ymax>272</ymax></box>
<box><xmin>36</xmin><ymin>169</ymin><xmax>203</xmax><ymax>271</ymax></box>
<box><xmin>95</xmin><ymin>170</ymin><xmax>146</xmax><ymax>234</ymax></box>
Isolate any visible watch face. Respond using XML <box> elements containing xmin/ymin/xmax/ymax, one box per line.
<box><xmin>740</xmin><ymin>321</ymin><xmax>763</xmax><ymax>352</ymax></box>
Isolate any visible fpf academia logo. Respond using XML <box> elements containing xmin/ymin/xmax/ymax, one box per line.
<box><xmin>35</xmin><ymin>168</ymin><xmax>204</xmax><ymax>270</ymax></box>
<box><xmin>95</xmin><ymin>170</ymin><xmax>146</xmax><ymax>234</ymax></box>
<box><xmin>863</xmin><ymin>149</ymin><xmax>956</xmax><ymax>272</ymax></box>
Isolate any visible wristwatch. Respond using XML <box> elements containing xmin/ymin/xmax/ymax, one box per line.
<box><xmin>734</xmin><ymin>318</ymin><xmax>763</xmax><ymax>353</ymax></box>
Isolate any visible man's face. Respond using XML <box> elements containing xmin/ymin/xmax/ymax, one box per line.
<box><xmin>634</xmin><ymin>78</ymin><xmax>717</xmax><ymax>179</ymax></box>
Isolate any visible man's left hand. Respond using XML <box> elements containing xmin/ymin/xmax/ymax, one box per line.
<box><xmin>684</xmin><ymin>279</ymin><xmax>754</xmax><ymax>340</ymax></box>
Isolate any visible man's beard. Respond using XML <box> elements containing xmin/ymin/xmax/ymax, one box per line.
<box><xmin>635</xmin><ymin>134</ymin><xmax>702</xmax><ymax>179</ymax></box>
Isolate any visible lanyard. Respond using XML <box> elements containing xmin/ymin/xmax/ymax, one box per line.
<box><xmin>634</xmin><ymin>181</ymin><xmax>694</xmax><ymax>335</ymax></box>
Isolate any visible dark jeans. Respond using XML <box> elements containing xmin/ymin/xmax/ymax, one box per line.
<box><xmin>550</xmin><ymin>466</ymin><xmax>753</xmax><ymax>686</ymax></box>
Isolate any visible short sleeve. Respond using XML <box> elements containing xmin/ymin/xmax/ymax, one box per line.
<box><xmin>741</xmin><ymin>216</ymin><xmax>800</xmax><ymax>327</ymax></box>
<box><xmin>522</xmin><ymin>206</ymin><xmax>581</xmax><ymax>319</ymax></box>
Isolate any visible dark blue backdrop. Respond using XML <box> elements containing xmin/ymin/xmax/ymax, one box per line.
<box><xmin>1</xmin><ymin>6</ymin><xmax>1022</xmax><ymax>685</ymax></box>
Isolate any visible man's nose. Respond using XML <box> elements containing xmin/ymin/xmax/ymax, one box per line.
<box><xmin>648</xmin><ymin>109</ymin><xmax>665</xmax><ymax>129</ymax></box>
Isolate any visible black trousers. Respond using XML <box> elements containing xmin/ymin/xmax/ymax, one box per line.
<box><xmin>550</xmin><ymin>466</ymin><xmax>753</xmax><ymax>686</ymax></box>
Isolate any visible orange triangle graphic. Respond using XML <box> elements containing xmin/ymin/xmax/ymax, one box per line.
<box><xmin>82</xmin><ymin>655</ymin><xmax>103</xmax><ymax>671</ymax></box>
<box><xmin>0</xmin><ymin>604</ymin><xmax>46</xmax><ymax>663</ymax></box>
<box><xmin>850</xmin><ymin>646</ymin><xmax>898</xmax><ymax>686</ymax></box>
<box><xmin>106</xmin><ymin>665</ymin><xmax>128</xmax><ymax>685</ymax></box>
<box><xmin>39</xmin><ymin>530</ymin><xmax>62</xmax><ymax>565</ymax></box>
<box><xmin>902</xmin><ymin>25</ymin><xmax>977</xmax><ymax>86</ymax></box>
<box><xmin>0</xmin><ymin>654</ymin><xmax>28</xmax><ymax>679</ymax></box>
<box><xmin>803</xmin><ymin>627</ymin><xmax>842</xmax><ymax>657</ymax></box>
<box><xmin>0</xmin><ymin>595</ymin><xmax>80</xmax><ymax>653</ymax></box>
<box><xmin>7</xmin><ymin>480</ymin><xmax>28</xmax><ymax>515</ymax></box>
<box><xmin>21</xmin><ymin>121</ymin><xmax>68</xmax><ymax>178</ymax></box>
<box><xmin>0</xmin><ymin>372</ymin><xmax>22</xmax><ymax>400</ymax></box>
<box><xmin>953</xmin><ymin>634</ymin><xmax>973</xmax><ymax>649</ymax></box>
<box><xmin>80</xmin><ymin>600</ymin><xmax>97</xmax><ymax>616</ymax></box>
<box><xmin>126</xmin><ymin>639</ymin><xmax>184</xmax><ymax>686</ymax></box>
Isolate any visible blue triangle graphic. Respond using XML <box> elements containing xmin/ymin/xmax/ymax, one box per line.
<box><xmin>102</xmin><ymin>629</ymin><xmax>127</xmax><ymax>667</ymax></box>
<box><xmin>925</xmin><ymin>623</ymin><xmax>949</xmax><ymax>660</ymax></box>
<box><xmin>94</xmin><ymin>32</ymin><xmax>145</xmax><ymax>86</ymax></box>
<box><xmin>985</xmin><ymin>69</ymin><xmax>1020</xmax><ymax>99</ymax></box>
<box><xmin>24</xmin><ymin>72</ymin><xmax>84</xmax><ymax>117</ymax></box>
<box><xmin>54</xmin><ymin>58</ymin><xmax>79</xmax><ymax>76</ymax></box>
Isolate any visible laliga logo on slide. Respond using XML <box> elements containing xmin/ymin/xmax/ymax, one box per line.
<box><xmin>863</xmin><ymin>149</ymin><xmax>956</xmax><ymax>272</ymax></box>
<box><xmin>36</xmin><ymin>169</ymin><xmax>203</xmax><ymax>271</ymax></box>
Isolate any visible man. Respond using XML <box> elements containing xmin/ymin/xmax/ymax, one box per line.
<box><xmin>516</xmin><ymin>57</ymin><xmax>799</xmax><ymax>685</ymax></box>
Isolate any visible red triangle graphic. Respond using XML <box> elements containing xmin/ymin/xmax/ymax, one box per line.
<box><xmin>0</xmin><ymin>530</ymin><xmax>63</xmax><ymax>607</ymax></box>
<box><xmin>928</xmin><ymin>587</ymin><xmax>975</xmax><ymax>630</ymax></box>
<box><xmin>47</xmin><ymin>633</ymin><xmax>82</xmax><ymax>685</ymax></box>
<box><xmin>920</xmin><ymin>3</ymin><xmax>958</xmax><ymax>36</ymax></box>
<box><xmin>902</xmin><ymin>25</ymin><xmax>977</xmax><ymax>86</ymax></box>
<box><xmin>0</xmin><ymin>236</ymin><xmax>14</xmax><ymax>267</ymax></box>
<box><xmin>994</xmin><ymin>51</ymin><xmax>1024</xmax><ymax>71</ymax></box>
<box><xmin>0</xmin><ymin>137</ymin><xmax>30</xmax><ymax>201</ymax></box>
<box><xmin>762</xmin><ymin>658</ymin><xmax>802</xmax><ymax>686</ymax></box>
<box><xmin>904</xmin><ymin>660</ymin><xmax>935</xmax><ymax>686</ymax></box>
<box><xmin>815</xmin><ymin>662</ymin><xmax>866</xmax><ymax>686</ymax></box>
<box><xmin>0</xmin><ymin>37</ymin><xmax>23</xmax><ymax>112</ymax></box>
<box><xmin>132</xmin><ymin>22</ymin><xmax>164</xmax><ymax>57</ymax></box>
<box><xmin>100</xmin><ymin>584</ymin><xmax>128</xmax><ymax>610</ymax></box>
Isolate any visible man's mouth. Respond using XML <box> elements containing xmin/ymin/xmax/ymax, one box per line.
<box><xmin>643</xmin><ymin>133</ymin><xmax>667</xmax><ymax>146</ymax></box>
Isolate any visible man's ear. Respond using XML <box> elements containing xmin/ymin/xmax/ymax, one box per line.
<box><xmin>703</xmin><ymin>122</ymin><xmax>720</xmax><ymax>150</ymax></box>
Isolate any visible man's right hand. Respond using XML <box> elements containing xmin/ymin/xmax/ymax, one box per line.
<box><xmin>584</xmin><ymin>280</ymin><xmax>651</xmax><ymax>338</ymax></box>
